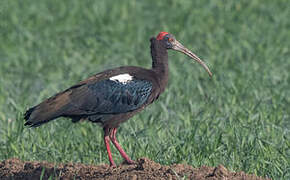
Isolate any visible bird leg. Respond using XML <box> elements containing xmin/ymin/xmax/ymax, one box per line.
<box><xmin>104</xmin><ymin>127</ymin><xmax>116</xmax><ymax>167</ymax></box>
<box><xmin>109</xmin><ymin>128</ymin><xmax>135</xmax><ymax>164</ymax></box>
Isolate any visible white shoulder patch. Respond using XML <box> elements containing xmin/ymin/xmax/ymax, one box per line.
<box><xmin>109</xmin><ymin>73</ymin><xmax>133</xmax><ymax>84</ymax></box>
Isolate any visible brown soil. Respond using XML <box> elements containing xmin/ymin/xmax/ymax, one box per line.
<box><xmin>0</xmin><ymin>158</ymin><xmax>270</xmax><ymax>180</ymax></box>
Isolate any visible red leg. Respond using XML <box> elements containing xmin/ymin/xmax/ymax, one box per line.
<box><xmin>104</xmin><ymin>127</ymin><xmax>116</xmax><ymax>167</ymax></box>
<box><xmin>109</xmin><ymin>128</ymin><xmax>135</xmax><ymax>164</ymax></box>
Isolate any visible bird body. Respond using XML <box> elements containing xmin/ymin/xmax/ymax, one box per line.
<box><xmin>24</xmin><ymin>32</ymin><xmax>212</xmax><ymax>167</ymax></box>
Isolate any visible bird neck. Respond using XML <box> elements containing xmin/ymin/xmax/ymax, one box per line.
<box><xmin>150</xmin><ymin>38</ymin><xmax>169</xmax><ymax>91</ymax></box>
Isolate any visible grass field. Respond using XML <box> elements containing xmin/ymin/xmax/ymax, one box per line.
<box><xmin>0</xmin><ymin>0</ymin><xmax>289</xmax><ymax>179</ymax></box>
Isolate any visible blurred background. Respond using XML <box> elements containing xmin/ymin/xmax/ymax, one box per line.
<box><xmin>0</xmin><ymin>0</ymin><xmax>289</xmax><ymax>179</ymax></box>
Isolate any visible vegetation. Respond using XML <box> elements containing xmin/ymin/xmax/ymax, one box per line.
<box><xmin>0</xmin><ymin>0</ymin><xmax>289</xmax><ymax>179</ymax></box>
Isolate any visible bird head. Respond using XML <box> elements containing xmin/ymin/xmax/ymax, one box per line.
<box><xmin>156</xmin><ymin>31</ymin><xmax>212</xmax><ymax>77</ymax></box>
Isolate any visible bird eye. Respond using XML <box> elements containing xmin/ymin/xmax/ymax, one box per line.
<box><xmin>163</xmin><ymin>35</ymin><xmax>174</xmax><ymax>49</ymax></box>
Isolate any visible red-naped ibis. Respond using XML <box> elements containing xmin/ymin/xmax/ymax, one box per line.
<box><xmin>24</xmin><ymin>32</ymin><xmax>212</xmax><ymax>167</ymax></box>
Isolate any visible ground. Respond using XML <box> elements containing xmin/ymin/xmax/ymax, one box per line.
<box><xmin>0</xmin><ymin>158</ymin><xmax>269</xmax><ymax>180</ymax></box>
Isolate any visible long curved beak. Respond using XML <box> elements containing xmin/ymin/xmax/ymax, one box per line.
<box><xmin>172</xmin><ymin>40</ymin><xmax>212</xmax><ymax>77</ymax></box>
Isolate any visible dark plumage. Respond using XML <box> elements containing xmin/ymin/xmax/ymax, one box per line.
<box><xmin>24</xmin><ymin>32</ymin><xmax>212</xmax><ymax>167</ymax></box>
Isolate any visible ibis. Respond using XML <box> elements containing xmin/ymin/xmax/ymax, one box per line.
<box><xmin>24</xmin><ymin>32</ymin><xmax>212</xmax><ymax>167</ymax></box>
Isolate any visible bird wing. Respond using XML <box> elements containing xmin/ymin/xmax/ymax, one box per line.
<box><xmin>62</xmin><ymin>76</ymin><xmax>153</xmax><ymax>116</ymax></box>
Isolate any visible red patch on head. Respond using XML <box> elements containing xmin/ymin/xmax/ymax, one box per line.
<box><xmin>156</xmin><ymin>32</ymin><xmax>169</xmax><ymax>40</ymax></box>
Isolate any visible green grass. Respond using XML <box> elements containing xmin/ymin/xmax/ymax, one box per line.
<box><xmin>0</xmin><ymin>0</ymin><xmax>289</xmax><ymax>179</ymax></box>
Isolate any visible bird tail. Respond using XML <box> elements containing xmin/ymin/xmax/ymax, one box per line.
<box><xmin>24</xmin><ymin>104</ymin><xmax>60</xmax><ymax>127</ymax></box>
<box><xmin>24</xmin><ymin>91</ymin><xmax>70</xmax><ymax>127</ymax></box>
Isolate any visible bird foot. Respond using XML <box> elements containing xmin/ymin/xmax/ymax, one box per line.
<box><xmin>109</xmin><ymin>163</ymin><xmax>117</xmax><ymax>168</ymax></box>
<box><xmin>122</xmin><ymin>159</ymin><xmax>136</xmax><ymax>165</ymax></box>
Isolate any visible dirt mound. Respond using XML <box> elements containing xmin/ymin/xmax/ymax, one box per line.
<box><xmin>0</xmin><ymin>158</ymin><xmax>269</xmax><ymax>180</ymax></box>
